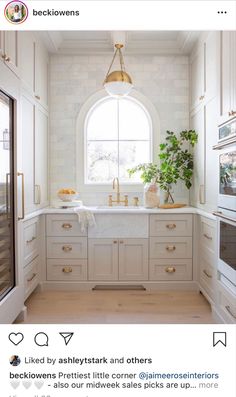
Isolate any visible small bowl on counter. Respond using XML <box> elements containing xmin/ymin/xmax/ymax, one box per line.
<box><xmin>57</xmin><ymin>189</ymin><xmax>78</xmax><ymax>202</ymax></box>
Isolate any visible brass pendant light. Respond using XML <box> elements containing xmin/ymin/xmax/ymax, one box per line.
<box><xmin>103</xmin><ymin>44</ymin><xmax>133</xmax><ymax>97</ymax></box>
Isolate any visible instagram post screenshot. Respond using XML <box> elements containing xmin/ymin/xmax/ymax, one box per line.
<box><xmin>0</xmin><ymin>0</ymin><xmax>236</xmax><ymax>396</ymax></box>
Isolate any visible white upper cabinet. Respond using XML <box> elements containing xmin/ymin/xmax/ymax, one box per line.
<box><xmin>219</xmin><ymin>31</ymin><xmax>236</xmax><ymax>124</ymax></box>
<box><xmin>35</xmin><ymin>39</ymin><xmax>49</xmax><ymax>109</ymax></box>
<box><xmin>18</xmin><ymin>32</ymin><xmax>35</xmax><ymax>93</ymax></box>
<box><xmin>190</xmin><ymin>106</ymin><xmax>205</xmax><ymax>206</ymax></box>
<box><xmin>190</xmin><ymin>45</ymin><xmax>204</xmax><ymax>110</ymax></box>
<box><xmin>21</xmin><ymin>93</ymin><xmax>36</xmax><ymax>215</ymax></box>
<box><xmin>35</xmin><ymin>106</ymin><xmax>49</xmax><ymax>209</ymax></box>
<box><xmin>2</xmin><ymin>31</ymin><xmax>19</xmax><ymax>76</ymax></box>
<box><xmin>190</xmin><ymin>32</ymin><xmax>218</xmax><ymax>111</ymax></box>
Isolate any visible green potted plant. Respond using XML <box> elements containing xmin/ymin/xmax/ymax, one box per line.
<box><xmin>128</xmin><ymin>129</ymin><xmax>198</xmax><ymax>205</ymax></box>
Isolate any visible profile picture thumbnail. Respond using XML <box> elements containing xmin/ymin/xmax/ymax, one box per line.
<box><xmin>9</xmin><ymin>355</ymin><xmax>21</xmax><ymax>366</ymax></box>
<box><xmin>4</xmin><ymin>1</ymin><xmax>28</xmax><ymax>24</ymax></box>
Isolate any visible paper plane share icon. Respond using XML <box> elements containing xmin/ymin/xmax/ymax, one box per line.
<box><xmin>59</xmin><ymin>332</ymin><xmax>74</xmax><ymax>346</ymax></box>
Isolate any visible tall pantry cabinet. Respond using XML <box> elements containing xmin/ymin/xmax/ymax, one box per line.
<box><xmin>18</xmin><ymin>32</ymin><xmax>49</xmax><ymax>214</ymax></box>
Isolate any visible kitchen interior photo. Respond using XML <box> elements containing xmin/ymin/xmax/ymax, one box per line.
<box><xmin>0</xmin><ymin>30</ymin><xmax>235</xmax><ymax>324</ymax></box>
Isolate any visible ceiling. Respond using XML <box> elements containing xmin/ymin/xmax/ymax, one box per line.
<box><xmin>39</xmin><ymin>31</ymin><xmax>200</xmax><ymax>55</ymax></box>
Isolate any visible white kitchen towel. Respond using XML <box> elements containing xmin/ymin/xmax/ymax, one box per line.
<box><xmin>73</xmin><ymin>206</ymin><xmax>96</xmax><ymax>233</ymax></box>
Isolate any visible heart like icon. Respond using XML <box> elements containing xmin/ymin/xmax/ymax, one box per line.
<box><xmin>22</xmin><ymin>381</ymin><xmax>32</xmax><ymax>389</ymax></box>
<box><xmin>10</xmin><ymin>381</ymin><xmax>20</xmax><ymax>389</ymax></box>
<box><xmin>8</xmin><ymin>332</ymin><xmax>24</xmax><ymax>346</ymax></box>
<box><xmin>35</xmin><ymin>381</ymin><xmax>44</xmax><ymax>389</ymax></box>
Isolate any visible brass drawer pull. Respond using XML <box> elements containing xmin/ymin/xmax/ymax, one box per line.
<box><xmin>27</xmin><ymin>273</ymin><xmax>37</xmax><ymax>282</ymax></box>
<box><xmin>113</xmin><ymin>240</ymin><xmax>117</xmax><ymax>244</ymax></box>
<box><xmin>35</xmin><ymin>95</ymin><xmax>41</xmax><ymax>100</ymax></box>
<box><xmin>62</xmin><ymin>245</ymin><xmax>72</xmax><ymax>252</ymax></box>
<box><xmin>165</xmin><ymin>267</ymin><xmax>176</xmax><ymax>273</ymax></box>
<box><xmin>166</xmin><ymin>223</ymin><xmax>176</xmax><ymax>230</ymax></box>
<box><xmin>119</xmin><ymin>240</ymin><xmax>124</xmax><ymax>244</ymax></box>
<box><xmin>26</xmin><ymin>236</ymin><xmax>36</xmax><ymax>244</ymax></box>
<box><xmin>225</xmin><ymin>305</ymin><xmax>236</xmax><ymax>319</ymax></box>
<box><xmin>62</xmin><ymin>267</ymin><xmax>73</xmax><ymax>273</ymax></box>
<box><xmin>203</xmin><ymin>233</ymin><xmax>212</xmax><ymax>240</ymax></box>
<box><xmin>203</xmin><ymin>269</ymin><xmax>212</xmax><ymax>278</ymax></box>
<box><xmin>62</xmin><ymin>223</ymin><xmax>72</xmax><ymax>229</ymax></box>
<box><xmin>166</xmin><ymin>245</ymin><xmax>176</xmax><ymax>252</ymax></box>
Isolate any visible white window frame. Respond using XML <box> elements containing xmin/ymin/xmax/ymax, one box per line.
<box><xmin>76</xmin><ymin>89</ymin><xmax>160</xmax><ymax>193</ymax></box>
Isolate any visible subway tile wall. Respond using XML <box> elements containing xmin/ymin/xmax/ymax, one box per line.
<box><xmin>50</xmin><ymin>54</ymin><xmax>189</xmax><ymax>205</ymax></box>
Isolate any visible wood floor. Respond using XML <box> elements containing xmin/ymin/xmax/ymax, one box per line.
<box><xmin>17</xmin><ymin>289</ymin><xmax>215</xmax><ymax>324</ymax></box>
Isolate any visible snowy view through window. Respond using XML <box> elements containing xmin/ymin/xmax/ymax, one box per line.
<box><xmin>85</xmin><ymin>96</ymin><xmax>152</xmax><ymax>183</ymax></box>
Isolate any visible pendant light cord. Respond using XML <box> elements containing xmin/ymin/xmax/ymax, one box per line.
<box><xmin>104</xmin><ymin>45</ymin><xmax>126</xmax><ymax>82</ymax></box>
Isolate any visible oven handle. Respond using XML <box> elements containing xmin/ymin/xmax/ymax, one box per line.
<box><xmin>213</xmin><ymin>211</ymin><xmax>236</xmax><ymax>224</ymax></box>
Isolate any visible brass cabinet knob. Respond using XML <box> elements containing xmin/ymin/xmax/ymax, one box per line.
<box><xmin>35</xmin><ymin>95</ymin><xmax>41</xmax><ymax>100</ymax></box>
<box><xmin>27</xmin><ymin>273</ymin><xmax>37</xmax><ymax>282</ymax></box>
<box><xmin>113</xmin><ymin>240</ymin><xmax>117</xmax><ymax>244</ymax></box>
<box><xmin>203</xmin><ymin>269</ymin><xmax>212</xmax><ymax>278</ymax></box>
<box><xmin>166</xmin><ymin>223</ymin><xmax>176</xmax><ymax>230</ymax></box>
<box><xmin>165</xmin><ymin>267</ymin><xmax>176</xmax><ymax>273</ymax></box>
<box><xmin>3</xmin><ymin>55</ymin><xmax>10</xmax><ymax>62</ymax></box>
<box><xmin>62</xmin><ymin>245</ymin><xmax>72</xmax><ymax>252</ymax></box>
<box><xmin>203</xmin><ymin>233</ymin><xmax>212</xmax><ymax>240</ymax></box>
<box><xmin>166</xmin><ymin>245</ymin><xmax>176</xmax><ymax>252</ymax></box>
<box><xmin>62</xmin><ymin>267</ymin><xmax>72</xmax><ymax>273</ymax></box>
<box><xmin>199</xmin><ymin>95</ymin><xmax>204</xmax><ymax>101</ymax></box>
<box><xmin>119</xmin><ymin>240</ymin><xmax>124</xmax><ymax>244</ymax></box>
<box><xmin>62</xmin><ymin>223</ymin><xmax>72</xmax><ymax>229</ymax></box>
<box><xmin>26</xmin><ymin>236</ymin><xmax>36</xmax><ymax>244</ymax></box>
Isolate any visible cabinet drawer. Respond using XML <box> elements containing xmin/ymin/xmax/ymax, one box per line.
<box><xmin>46</xmin><ymin>215</ymin><xmax>87</xmax><ymax>237</ymax></box>
<box><xmin>200</xmin><ymin>251</ymin><xmax>215</xmax><ymax>300</ymax></box>
<box><xmin>24</xmin><ymin>217</ymin><xmax>40</xmax><ymax>266</ymax></box>
<box><xmin>47</xmin><ymin>237</ymin><xmax>87</xmax><ymax>259</ymax></box>
<box><xmin>24</xmin><ymin>256</ymin><xmax>39</xmax><ymax>300</ymax></box>
<box><xmin>150</xmin><ymin>214</ymin><xmax>192</xmax><ymax>237</ymax></box>
<box><xmin>217</xmin><ymin>282</ymin><xmax>236</xmax><ymax>323</ymax></box>
<box><xmin>149</xmin><ymin>237</ymin><xmax>192</xmax><ymax>259</ymax></box>
<box><xmin>149</xmin><ymin>259</ymin><xmax>192</xmax><ymax>281</ymax></box>
<box><xmin>47</xmin><ymin>259</ymin><xmax>87</xmax><ymax>281</ymax></box>
<box><xmin>200</xmin><ymin>217</ymin><xmax>216</xmax><ymax>254</ymax></box>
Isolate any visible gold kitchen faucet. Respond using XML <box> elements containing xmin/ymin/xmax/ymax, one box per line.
<box><xmin>108</xmin><ymin>177</ymin><xmax>128</xmax><ymax>206</ymax></box>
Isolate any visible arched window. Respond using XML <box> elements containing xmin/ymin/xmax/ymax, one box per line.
<box><xmin>85</xmin><ymin>96</ymin><xmax>152</xmax><ymax>184</ymax></box>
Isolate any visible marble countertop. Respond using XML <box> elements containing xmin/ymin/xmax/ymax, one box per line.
<box><xmin>23</xmin><ymin>205</ymin><xmax>217</xmax><ymax>221</ymax></box>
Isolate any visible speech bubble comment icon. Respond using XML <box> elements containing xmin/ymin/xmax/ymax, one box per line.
<box><xmin>34</xmin><ymin>332</ymin><xmax>49</xmax><ymax>347</ymax></box>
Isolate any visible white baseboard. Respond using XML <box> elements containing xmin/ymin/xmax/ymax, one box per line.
<box><xmin>41</xmin><ymin>280</ymin><xmax>199</xmax><ymax>291</ymax></box>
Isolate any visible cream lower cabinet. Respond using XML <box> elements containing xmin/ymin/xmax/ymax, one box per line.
<box><xmin>23</xmin><ymin>217</ymin><xmax>40</xmax><ymax>300</ymax></box>
<box><xmin>198</xmin><ymin>216</ymin><xmax>217</xmax><ymax>304</ymax></box>
<box><xmin>149</xmin><ymin>214</ymin><xmax>193</xmax><ymax>281</ymax></box>
<box><xmin>88</xmin><ymin>238</ymin><xmax>148</xmax><ymax>281</ymax></box>
<box><xmin>46</xmin><ymin>215</ymin><xmax>88</xmax><ymax>281</ymax></box>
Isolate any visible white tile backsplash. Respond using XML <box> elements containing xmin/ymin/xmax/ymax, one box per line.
<box><xmin>50</xmin><ymin>54</ymin><xmax>190</xmax><ymax>205</ymax></box>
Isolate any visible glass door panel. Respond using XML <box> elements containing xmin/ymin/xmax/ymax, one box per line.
<box><xmin>0</xmin><ymin>90</ymin><xmax>15</xmax><ymax>300</ymax></box>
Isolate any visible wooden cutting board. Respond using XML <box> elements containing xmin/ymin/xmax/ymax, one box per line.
<box><xmin>159</xmin><ymin>203</ymin><xmax>187</xmax><ymax>209</ymax></box>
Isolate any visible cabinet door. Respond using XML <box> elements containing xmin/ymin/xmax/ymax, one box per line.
<box><xmin>190</xmin><ymin>46</ymin><xmax>204</xmax><ymax>110</ymax></box>
<box><xmin>35</xmin><ymin>106</ymin><xmax>48</xmax><ymax>208</ymax></box>
<box><xmin>35</xmin><ymin>40</ymin><xmax>48</xmax><ymax>109</ymax></box>
<box><xmin>119</xmin><ymin>239</ymin><xmax>148</xmax><ymax>281</ymax></box>
<box><xmin>21</xmin><ymin>94</ymin><xmax>35</xmax><ymax>214</ymax></box>
<box><xmin>219</xmin><ymin>32</ymin><xmax>236</xmax><ymax>124</ymax></box>
<box><xmin>88</xmin><ymin>239</ymin><xmax>118</xmax><ymax>280</ymax></box>
<box><xmin>190</xmin><ymin>106</ymin><xmax>205</xmax><ymax>206</ymax></box>
<box><xmin>205</xmin><ymin>32</ymin><xmax>218</xmax><ymax>103</ymax></box>
<box><xmin>18</xmin><ymin>32</ymin><xmax>35</xmax><ymax>93</ymax></box>
<box><xmin>4</xmin><ymin>32</ymin><xmax>19</xmax><ymax>76</ymax></box>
